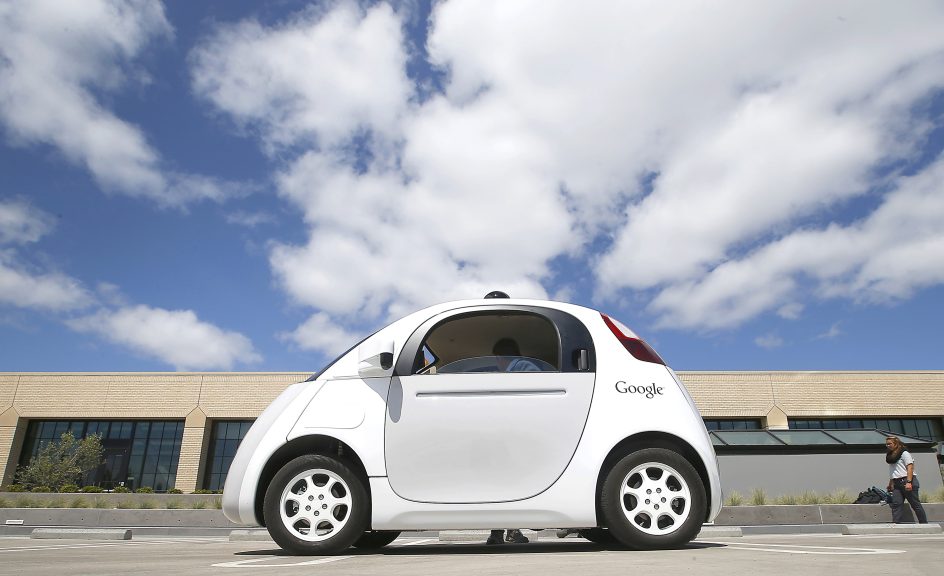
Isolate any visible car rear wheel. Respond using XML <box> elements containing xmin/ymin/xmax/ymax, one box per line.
<box><xmin>600</xmin><ymin>448</ymin><xmax>706</xmax><ymax>550</ymax></box>
<box><xmin>263</xmin><ymin>455</ymin><xmax>368</xmax><ymax>555</ymax></box>
<box><xmin>352</xmin><ymin>530</ymin><xmax>401</xmax><ymax>549</ymax></box>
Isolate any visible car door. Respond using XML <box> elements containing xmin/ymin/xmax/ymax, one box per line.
<box><xmin>384</xmin><ymin>305</ymin><xmax>596</xmax><ymax>504</ymax></box>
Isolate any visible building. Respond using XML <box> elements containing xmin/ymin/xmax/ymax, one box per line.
<box><xmin>2</xmin><ymin>371</ymin><xmax>942</xmax><ymax>494</ymax></box>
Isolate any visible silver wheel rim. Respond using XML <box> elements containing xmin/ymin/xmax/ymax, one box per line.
<box><xmin>619</xmin><ymin>461</ymin><xmax>691</xmax><ymax>536</ymax></box>
<box><xmin>279</xmin><ymin>468</ymin><xmax>353</xmax><ymax>542</ymax></box>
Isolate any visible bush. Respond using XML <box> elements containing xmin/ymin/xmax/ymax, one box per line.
<box><xmin>135</xmin><ymin>486</ymin><xmax>154</xmax><ymax>494</ymax></box>
<box><xmin>31</xmin><ymin>486</ymin><xmax>52</xmax><ymax>493</ymax></box>
<box><xmin>4</xmin><ymin>484</ymin><xmax>26</xmax><ymax>493</ymax></box>
<box><xmin>113</xmin><ymin>486</ymin><xmax>131</xmax><ymax>493</ymax></box>
<box><xmin>70</xmin><ymin>497</ymin><xmax>88</xmax><ymax>508</ymax></box>
<box><xmin>167</xmin><ymin>488</ymin><xmax>183</xmax><ymax>494</ymax></box>
<box><xmin>80</xmin><ymin>485</ymin><xmax>103</xmax><ymax>493</ymax></box>
<box><xmin>59</xmin><ymin>484</ymin><xmax>80</xmax><ymax>493</ymax></box>
<box><xmin>15</xmin><ymin>432</ymin><xmax>103</xmax><ymax>492</ymax></box>
<box><xmin>750</xmin><ymin>488</ymin><xmax>768</xmax><ymax>506</ymax></box>
<box><xmin>191</xmin><ymin>489</ymin><xmax>214</xmax><ymax>494</ymax></box>
<box><xmin>724</xmin><ymin>491</ymin><xmax>744</xmax><ymax>506</ymax></box>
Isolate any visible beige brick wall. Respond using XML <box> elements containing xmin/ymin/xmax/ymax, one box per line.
<box><xmin>0</xmin><ymin>371</ymin><xmax>941</xmax><ymax>488</ymax></box>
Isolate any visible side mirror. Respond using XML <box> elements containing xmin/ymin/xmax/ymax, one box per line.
<box><xmin>358</xmin><ymin>339</ymin><xmax>395</xmax><ymax>378</ymax></box>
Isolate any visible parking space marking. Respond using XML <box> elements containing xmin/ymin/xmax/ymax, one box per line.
<box><xmin>211</xmin><ymin>537</ymin><xmax>438</xmax><ymax>568</ymax></box>
<box><xmin>701</xmin><ymin>541</ymin><xmax>906</xmax><ymax>555</ymax></box>
<box><xmin>0</xmin><ymin>536</ymin><xmax>229</xmax><ymax>554</ymax></box>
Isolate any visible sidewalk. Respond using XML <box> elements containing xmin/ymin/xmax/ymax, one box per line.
<box><xmin>2</xmin><ymin>504</ymin><xmax>942</xmax><ymax>538</ymax></box>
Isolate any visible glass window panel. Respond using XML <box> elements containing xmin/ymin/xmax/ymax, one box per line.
<box><xmin>151</xmin><ymin>422</ymin><xmax>164</xmax><ymax>438</ymax></box>
<box><xmin>902</xmin><ymin>420</ymin><xmax>918</xmax><ymax>436</ymax></box>
<box><xmin>770</xmin><ymin>431</ymin><xmax>842</xmax><ymax>445</ymax></box>
<box><xmin>862</xmin><ymin>420</ymin><xmax>875</xmax><ymax>429</ymax></box>
<box><xmin>135</xmin><ymin>421</ymin><xmax>150</xmax><ymax>439</ymax></box>
<box><xmin>825</xmin><ymin>430</ymin><xmax>890</xmax><ymax>445</ymax></box>
<box><xmin>915</xmin><ymin>420</ymin><xmax>932</xmax><ymax>439</ymax></box>
<box><xmin>713</xmin><ymin>431</ymin><xmax>784</xmax><ymax>446</ymax></box>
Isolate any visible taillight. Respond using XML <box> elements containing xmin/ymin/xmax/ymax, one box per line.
<box><xmin>601</xmin><ymin>313</ymin><xmax>666</xmax><ymax>365</ymax></box>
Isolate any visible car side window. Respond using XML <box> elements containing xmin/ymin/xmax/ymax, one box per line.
<box><xmin>413</xmin><ymin>311</ymin><xmax>560</xmax><ymax>375</ymax></box>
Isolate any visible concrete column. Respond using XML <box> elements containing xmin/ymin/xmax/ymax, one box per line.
<box><xmin>0</xmin><ymin>408</ymin><xmax>24</xmax><ymax>486</ymax></box>
<box><xmin>175</xmin><ymin>408</ymin><xmax>208</xmax><ymax>493</ymax></box>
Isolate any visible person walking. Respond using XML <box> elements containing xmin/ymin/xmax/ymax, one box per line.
<box><xmin>885</xmin><ymin>435</ymin><xmax>928</xmax><ymax>524</ymax></box>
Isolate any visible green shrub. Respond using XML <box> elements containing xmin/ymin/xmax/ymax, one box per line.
<box><xmin>59</xmin><ymin>484</ymin><xmax>80</xmax><ymax>493</ymax></box>
<box><xmin>167</xmin><ymin>499</ymin><xmax>183</xmax><ymax>509</ymax></box>
<box><xmin>3</xmin><ymin>484</ymin><xmax>26</xmax><ymax>493</ymax></box>
<box><xmin>92</xmin><ymin>496</ymin><xmax>108</xmax><ymax>509</ymax></box>
<box><xmin>15</xmin><ymin>496</ymin><xmax>37</xmax><ymax>508</ymax></box>
<box><xmin>167</xmin><ymin>488</ymin><xmax>183</xmax><ymax>494</ymax></box>
<box><xmin>139</xmin><ymin>498</ymin><xmax>155</xmax><ymax>509</ymax></box>
<box><xmin>931</xmin><ymin>487</ymin><xmax>944</xmax><ymax>503</ymax></box>
<box><xmin>797</xmin><ymin>491</ymin><xmax>820</xmax><ymax>505</ymax></box>
<box><xmin>750</xmin><ymin>488</ymin><xmax>768</xmax><ymax>506</ymax></box>
<box><xmin>31</xmin><ymin>486</ymin><xmax>52</xmax><ymax>493</ymax></box>
<box><xmin>135</xmin><ymin>486</ymin><xmax>154</xmax><ymax>494</ymax></box>
<box><xmin>70</xmin><ymin>497</ymin><xmax>88</xmax><ymax>508</ymax></box>
<box><xmin>113</xmin><ymin>486</ymin><xmax>131</xmax><ymax>493</ymax></box>
<box><xmin>15</xmin><ymin>432</ymin><xmax>103</xmax><ymax>492</ymax></box>
<box><xmin>212</xmin><ymin>497</ymin><xmax>223</xmax><ymax>510</ymax></box>
<box><xmin>774</xmin><ymin>493</ymin><xmax>797</xmax><ymax>505</ymax></box>
<box><xmin>116</xmin><ymin>499</ymin><xmax>134</xmax><ymax>509</ymax></box>
<box><xmin>191</xmin><ymin>500</ymin><xmax>207</xmax><ymax>510</ymax></box>
<box><xmin>824</xmin><ymin>489</ymin><xmax>852</xmax><ymax>504</ymax></box>
<box><xmin>80</xmin><ymin>485</ymin><xmax>103</xmax><ymax>493</ymax></box>
<box><xmin>0</xmin><ymin>496</ymin><xmax>10</xmax><ymax>508</ymax></box>
<box><xmin>724</xmin><ymin>491</ymin><xmax>743</xmax><ymax>506</ymax></box>
<box><xmin>191</xmin><ymin>489</ymin><xmax>213</xmax><ymax>494</ymax></box>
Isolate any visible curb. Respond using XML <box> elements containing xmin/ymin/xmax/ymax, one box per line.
<box><xmin>31</xmin><ymin>528</ymin><xmax>131</xmax><ymax>540</ymax></box>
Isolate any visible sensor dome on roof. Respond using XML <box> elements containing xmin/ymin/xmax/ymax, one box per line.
<box><xmin>484</xmin><ymin>291</ymin><xmax>509</xmax><ymax>299</ymax></box>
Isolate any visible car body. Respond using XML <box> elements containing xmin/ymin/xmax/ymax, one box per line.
<box><xmin>223</xmin><ymin>294</ymin><xmax>722</xmax><ymax>553</ymax></box>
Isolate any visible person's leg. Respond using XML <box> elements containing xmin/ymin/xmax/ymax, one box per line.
<box><xmin>487</xmin><ymin>530</ymin><xmax>504</xmax><ymax>544</ymax></box>
<box><xmin>904</xmin><ymin>478</ymin><xmax>928</xmax><ymax>524</ymax></box>
<box><xmin>505</xmin><ymin>529</ymin><xmax>529</xmax><ymax>543</ymax></box>
<box><xmin>890</xmin><ymin>484</ymin><xmax>906</xmax><ymax>523</ymax></box>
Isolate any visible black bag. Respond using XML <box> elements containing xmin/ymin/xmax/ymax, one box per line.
<box><xmin>853</xmin><ymin>486</ymin><xmax>889</xmax><ymax>504</ymax></box>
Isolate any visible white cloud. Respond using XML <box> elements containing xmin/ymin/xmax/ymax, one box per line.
<box><xmin>0</xmin><ymin>0</ymin><xmax>237</xmax><ymax>206</ymax></box>
<box><xmin>68</xmin><ymin>305</ymin><xmax>261</xmax><ymax>371</ymax></box>
<box><xmin>0</xmin><ymin>250</ymin><xmax>92</xmax><ymax>311</ymax></box>
<box><xmin>225</xmin><ymin>210</ymin><xmax>277</xmax><ymax>228</ymax></box>
<box><xmin>755</xmin><ymin>333</ymin><xmax>784</xmax><ymax>350</ymax></box>
<box><xmin>816</xmin><ymin>323</ymin><xmax>842</xmax><ymax>340</ymax></box>
<box><xmin>191</xmin><ymin>0</ymin><xmax>944</xmax><ymax>341</ymax></box>
<box><xmin>0</xmin><ymin>197</ymin><xmax>55</xmax><ymax>244</ymax></box>
<box><xmin>282</xmin><ymin>312</ymin><xmax>361</xmax><ymax>358</ymax></box>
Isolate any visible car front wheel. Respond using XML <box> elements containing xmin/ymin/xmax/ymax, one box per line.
<box><xmin>600</xmin><ymin>448</ymin><xmax>706</xmax><ymax>550</ymax></box>
<box><xmin>263</xmin><ymin>455</ymin><xmax>368</xmax><ymax>555</ymax></box>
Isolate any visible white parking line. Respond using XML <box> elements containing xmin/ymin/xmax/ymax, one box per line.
<box><xmin>211</xmin><ymin>537</ymin><xmax>439</xmax><ymax>568</ymax></box>
<box><xmin>701</xmin><ymin>541</ymin><xmax>906</xmax><ymax>555</ymax></box>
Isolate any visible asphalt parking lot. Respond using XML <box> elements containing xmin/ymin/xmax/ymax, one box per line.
<box><xmin>1</xmin><ymin>533</ymin><xmax>942</xmax><ymax>576</ymax></box>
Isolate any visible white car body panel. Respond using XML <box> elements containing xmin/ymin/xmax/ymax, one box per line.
<box><xmin>385</xmin><ymin>372</ymin><xmax>594</xmax><ymax>503</ymax></box>
<box><xmin>223</xmin><ymin>297</ymin><xmax>722</xmax><ymax>530</ymax></box>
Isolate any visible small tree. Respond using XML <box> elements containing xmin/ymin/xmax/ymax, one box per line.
<box><xmin>16</xmin><ymin>432</ymin><xmax>103</xmax><ymax>491</ymax></box>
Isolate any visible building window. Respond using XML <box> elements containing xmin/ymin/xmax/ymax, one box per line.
<box><xmin>704</xmin><ymin>419</ymin><xmax>762</xmax><ymax>431</ymax></box>
<box><xmin>789</xmin><ymin>418</ymin><xmax>941</xmax><ymax>441</ymax></box>
<box><xmin>203</xmin><ymin>420</ymin><xmax>253</xmax><ymax>491</ymax></box>
<box><xmin>19</xmin><ymin>420</ymin><xmax>184</xmax><ymax>491</ymax></box>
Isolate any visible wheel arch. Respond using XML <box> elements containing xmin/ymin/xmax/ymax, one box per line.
<box><xmin>595</xmin><ymin>431</ymin><xmax>713</xmax><ymax>525</ymax></box>
<box><xmin>254</xmin><ymin>434</ymin><xmax>369</xmax><ymax>527</ymax></box>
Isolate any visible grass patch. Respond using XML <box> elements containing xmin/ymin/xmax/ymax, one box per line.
<box><xmin>116</xmin><ymin>500</ymin><xmax>135</xmax><ymax>509</ymax></box>
<box><xmin>750</xmin><ymin>488</ymin><xmax>768</xmax><ymax>506</ymax></box>
<box><xmin>166</xmin><ymin>499</ymin><xmax>183</xmax><ymax>510</ymax></box>
<box><xmin>15</xmin><ymin>496</ymin><xmax>38</xmax><ymax>508</ymax></box>
<box><xmin>0</xmin><ymin>497</ymin><xmax>10</xmax><ymax>508</ymax></box>
<box><xmin>92</xmin><ymin>497</ymin><xmax>109</xmax><ymax>509</ymax></box>
<box><xmin>191</xmin><ymin>500</ymin><xmax>207</xmax><ymax>510</ymax></box>
<box><xmin>70</xmin><ymin>497</ymin><xmax>88</xmax><ymax>508</ymax></box>
<box><xmin>724</xmin><ymin>491</ymin><xmax>743</xmax><ymax>506</ymax></box>
<box><xmin>138</xmin><ymin>498</ymin><xmax>155</xmax><ymax>509</ymax></box>
<box><xmin>212</xmin><ymin>497</ymin><xmax>223</xmax><ymax>510</ymax></box>
<box><xmin>774</xmin><ymin>493</ymin><xmax>797</xmax><ymax>505</ymax></box>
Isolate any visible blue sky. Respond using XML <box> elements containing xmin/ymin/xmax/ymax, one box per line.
<box><xmin>1</xmin><ymin>0</ymin><xmax>943</xmax><ymax>373</ymax></box>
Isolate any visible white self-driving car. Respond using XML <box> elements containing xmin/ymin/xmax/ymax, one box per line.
<box><xmin>223</xmin><ymin>293</ymin><xmax>722</xmax><ymax>553</ymax></box>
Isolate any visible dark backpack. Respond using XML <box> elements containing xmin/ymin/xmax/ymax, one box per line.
<box><xmin>853</xmin><ymin>486</ymin><xmax>889</xmax><ymax>504</ymax></box>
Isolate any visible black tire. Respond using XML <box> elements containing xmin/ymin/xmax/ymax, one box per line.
<box><xmin>577</xmin><ymin>528</ymin><xmax>620</xmax><ymax>546</ymax></box>
<box><xmin>600</xmin><ymin>448</ymin><xmax>706</xmax><ymax>550</ymax></box>
<box><xmin>352</xmin><ymin>530</ymin><xmax>401</xmax><ymax>549</ymax></box>
<box><xmin>263</xmin><ymin>454</ymin><xmax>369</xmax><ymax>555</ymax></box>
